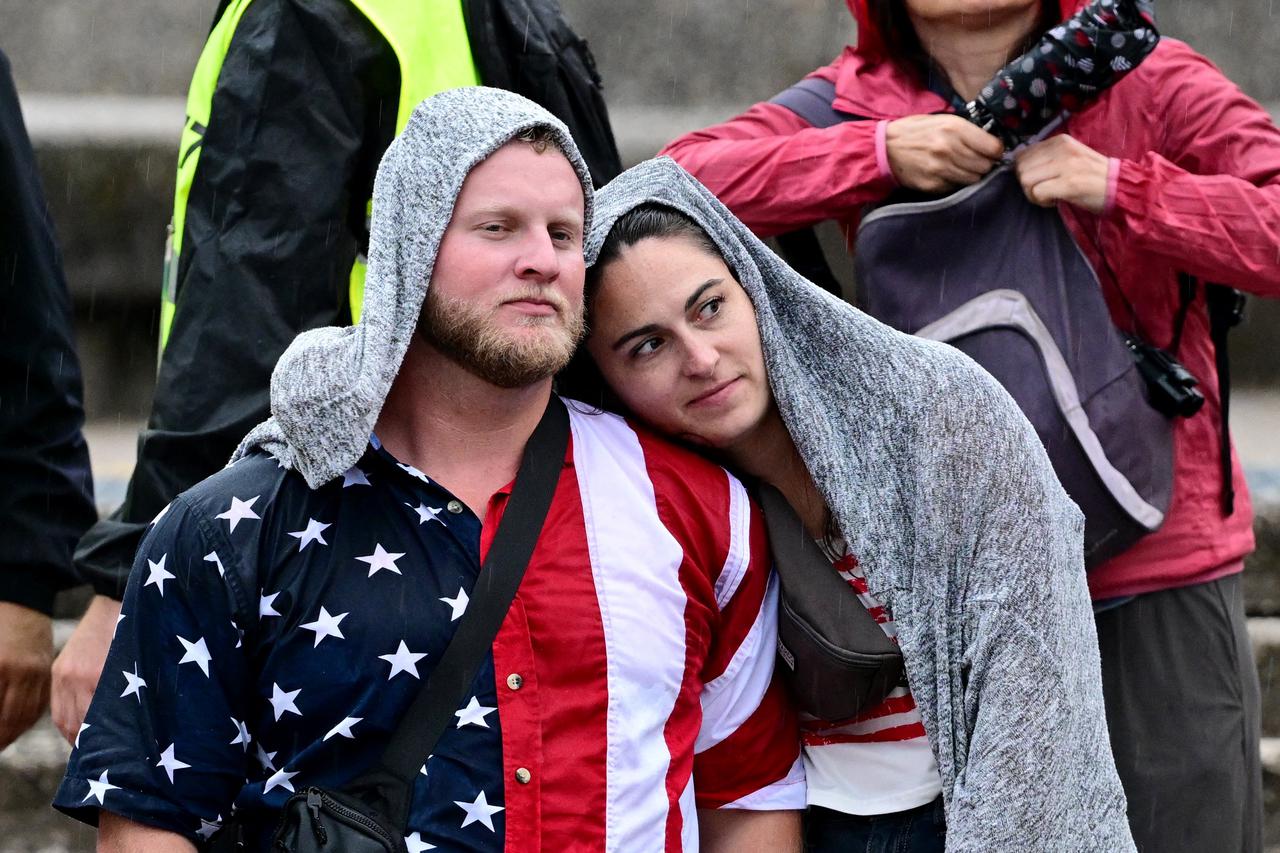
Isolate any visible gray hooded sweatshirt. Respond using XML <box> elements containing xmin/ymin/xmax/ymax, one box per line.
<box><xmin>585</xmin><ymin>158</ymin><xmax>1135</xmax><ymax>853</ymax></box>
<box><xmin>233</xmin><ymin>86</ymin><xmax>594</xmax><ymax>484</ymax></box>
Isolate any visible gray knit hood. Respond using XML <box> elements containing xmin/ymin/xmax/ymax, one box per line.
<box><xmin>234</xmin><ymin>87</ymin><xmax>593</xmax><ymax>486</ymax></box>
<box><xmin>587</xmin><ymin>158</ymin><xmax>1134</xmax><ymax>851</ymax></box>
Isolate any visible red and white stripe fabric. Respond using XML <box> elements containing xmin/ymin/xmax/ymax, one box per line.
<box><xmin>800</xmin><ymin>544</ymin><xmax>941</xmax><ymax>816</ymax></box>
<box><xmin>489</xmin><ymin>404</ymin><xmax>803</xmax><ymax>852</ymax></box>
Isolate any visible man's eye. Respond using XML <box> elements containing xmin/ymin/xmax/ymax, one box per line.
<box><xmin>551</xmin><ymin>229</ymin><xmax>574</xmax><ymax>242</ymax></box>
<box><xmin>481</xmin><ymin>223</ymin><xmax>506</xmax><ymax>233</ymax></box>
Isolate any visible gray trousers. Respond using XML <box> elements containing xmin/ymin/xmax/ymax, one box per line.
<box><xmin>1095</xmin><ymin>573</ymin><xmax>1263</xmax><ymax>853</ymax></box>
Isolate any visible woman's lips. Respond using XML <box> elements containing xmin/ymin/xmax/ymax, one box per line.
<box><xmin>688</xmin><ymin>376</ymin><xmax>741</xmax><ymax>407</ymax></box>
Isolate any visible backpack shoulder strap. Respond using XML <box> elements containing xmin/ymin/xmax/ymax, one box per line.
<box><xmin>767</xmin><ymin>76</ymin><xmax>866</xmax><ymax>297</ymax></box>
<box><xmin>770</xmin><ymin>76</ymin><xmax>863</xmax><ymax>128</ymax></box>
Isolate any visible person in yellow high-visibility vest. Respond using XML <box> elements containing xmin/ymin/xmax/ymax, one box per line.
<box><xmin>52</xmin><ymin>0</ymin><xmax>621</xmax><ymax>746</ymax></box>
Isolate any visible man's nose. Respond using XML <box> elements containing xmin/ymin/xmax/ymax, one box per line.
<box><xmin>516</xmin><ymin>230</ymin><xmax>561</xmax><ymax>283</ymax></box>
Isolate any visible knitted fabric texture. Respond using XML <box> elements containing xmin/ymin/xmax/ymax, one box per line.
<box><xmin>233</xmin><ymin>87</ymin><xmax>594</xmax><ymax>486</ymax></box>
<box><xmin>586</xmin><ymin>157</ymin><xmax>1134</xmax><ymax>852</ymax></box>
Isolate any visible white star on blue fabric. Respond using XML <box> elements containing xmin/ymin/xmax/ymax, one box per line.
<box><xmin>406</xmin><ymin>502</ymin><xmax>446</xmax><ymax>526</ymax></box>
<box><xmin>287</xmin><ymin>518</ymin><xmax>331</xmax><ymax>551</ymax></box>
<box><xmin>196</xmin><ymin>816</ymin><xmax>223</xmax><ymax>840</ymax></box>
<box><xmin>216</xmin><ymin>494</ymin><xmax>261</xmax><ymax>532</ymax></box>
<box><xmin>454</xmin><ymin>790</ymin><xmax>503</xmax><ymax>831</ymax></box>
<box><xmin>357</xmin><ymin>543</ymin><xmax>405</xmax><ymax>577</ymax></box>
<box><xmin>120</xmin><ymin>663</ymin><xmax>147</xmax><ymax>701</ymax></box>
<box><xmin>178</xmin><ymin>635</ymin><xmax>212</xmax><ymax>677</ymax></box>
<box><xmin>269</xmin><ymin>683</ymin><xmax>302</xmax><ymax>720</ymax></box>
<box><xmin>342</xmin><ymin>466</ymin><xmax>371</xmax><ymax>488</ymax></box>
<box><xmin>405</xmin><ymin>831</ymin><xmax>437</xmax><ymax>852</ymax></box>
<box><xmin>300</xmin><ymin>606</ymin><xmax>347</xmax><ymax>647</ymax></box>
<box><xmin>324</xmin><ymin>716</ymin><xmax>363</xmax><ymax>741</ymax></box>
<box><xmin>229</xmin><ymin>717</ymin><xmax>252</xmax><ymax>751</ymax></box>
<box><xmin>255</xmin><ymin>742</ymin><xmax>278</xmax><ymax>771</ymax></box>
<box><xmin>397</xmin><ymin>462</ymin><xmax>430</xmax><ymax>483</ymax></box>
<box><xmin>81</xmin><ymin>770</ymin><xmax>119</xmax><ymax>804</ymax></box>
<box><xmin>156</xmin><ymin>743</ymin><xmax>191</xmax><ymax>783</ymax></box>
<box><xmin>75</xmin><ymin>722</ymin><xmax>90</xmax><ymax>748</ymax></box>
<box><xmin>264</xmin><ymin>767</ymin><xmax>298</xmax><ymax>795</ymax></box>
<box><xmin>150</xmin><ymin>503</ymin><xmax>171</xmax><ymax>526</ymax></box>
<box><xmin>259</xmin><ymin>591</ymin><xmax>282</xmax><ymax>619</ymax></box>
<box><xmin>454</xmin><ymin>696</ymin><xmax>497</xmax><ymax>729</ymax></box>
<box><xmin>144</xmin><ymin>553</ymin><xmax>175</xmax><ymax>596</ymax></box>
<box><xmin>379</xmin><ymin>641</ymin><xmax>427</xmax><ymax>679</ymax></box>
<box><xmin>203</xmin><ymin>550</ymin><xmax>225</xmax><ymax>577</ymax></box>
<box><xmin>440</xmin><ymin>588</ymin><xmax>469</xmax><ymax>622</ymax></box>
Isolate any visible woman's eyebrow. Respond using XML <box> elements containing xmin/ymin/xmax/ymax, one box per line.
<box><xmin>612</xmin><ymin>323</ymin><xmax>660</xmax><ymax>351</ymax></box>
<box><xmin>684</xmin><ymin>279</ymin><xmax>723</xmax><ymax>311</ymax></box>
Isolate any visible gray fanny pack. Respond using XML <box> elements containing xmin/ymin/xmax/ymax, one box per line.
<box><xmin>756</xmin><ymin>483</ymin><xmax>905</xmax><ymax>722</ymax></box>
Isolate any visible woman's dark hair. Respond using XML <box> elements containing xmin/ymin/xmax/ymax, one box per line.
<box><xmin>867</xmin><ymin>0</ymin><xmax>1061</xmax><ymax>88</ymax></box>
<box><xmin>556</xmin><ymin>204</ymin><xmax>725</xmax><ymax>411</ymax></box>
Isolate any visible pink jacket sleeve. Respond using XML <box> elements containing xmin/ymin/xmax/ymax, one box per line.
<box><xmin>660</xmin><ymin>99</ymin><xmax>897</xmax><ymax>237</ymax></box>
<box><xmin>1107</xmin><ymin>42</ymin><xmax>1280</xmax><ymax>296</ymax></box>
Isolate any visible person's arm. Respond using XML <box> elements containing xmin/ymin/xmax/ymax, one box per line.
<box><xmin>0</xmin><ymin>49</ymin><xmax>96</xmax><ymax>749</ymax></box>
<box><xmin>53</xmin><ymin>494</ymin><xmax>252</xmax><ymax>844</ymax></box>
<box><xmin>660</xmin><ymin>71</ymin><xmax>1002</xmax><ymax>237</ymax></box>
<box><xmin>660</xmin><ymin>82</ymin><xmax>897</xmax><ymax>237</ymax></box>
<box><xmin>54</xmin><ymin>0</ymin><xmax>395</xmax><ymax>743</ymax></box>
<box><xmin>99</xmin><ymin>812</ymin><xmax>196</xmax><ymax>853</ymax></box>
<box><xmin>1015</xmin><ymin>40</ymin><xmax>1280</xmax><ymax>296</ymax></box>
<box><xmin>698</xmin><ymin>807</ymin><xmax>802</xmax><ymax>853</ymax></box>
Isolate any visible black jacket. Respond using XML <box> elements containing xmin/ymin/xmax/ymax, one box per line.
<box><xmin>74</xmin><ymin>0</ymin><xmax>621</xmax><ymax>597</ymax></box>
<box><xmin>0</xmin><ymin>49</ymin><xmax>97</xmax><ymax>614</ymax></box>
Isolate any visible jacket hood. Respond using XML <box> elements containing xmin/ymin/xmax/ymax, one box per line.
<box><xmin>234</xmin><ymin>86</ymin><xmax>594</xmax><ymax>487</ymax></box>
<box><xmin>837</xmin><ymin>0</ymin><xmax>1086</xmax><ymax>118</ymax></box>
<box><xmin>846</xmin><ymin>0</ymin><xmax>1075</xmax><ymax>59</ymax></box>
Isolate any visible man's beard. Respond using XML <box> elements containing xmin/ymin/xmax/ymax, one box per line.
<box><xmin>418</xmin><ymin>287</ymin><xmax>585</xmax><ymax>389</ymax></box>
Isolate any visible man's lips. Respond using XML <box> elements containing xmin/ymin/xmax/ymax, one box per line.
<box><xmin>503</xmin><ymin>297</ymin><xmax>560</xmax><ymax>316</ymax></box>
<box><xmin>687</xmin><ymin>377</ymin><xmax>740</xmax><ymax>407</ymax></box>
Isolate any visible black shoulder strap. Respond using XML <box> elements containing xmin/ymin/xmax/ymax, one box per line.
<box><xmin>1175</xmin><ymin>275</ymin><xmax>1246</xmax><ymax>516</ymax></box>
<box><xmin>349</xmin><ymin>396</ymin><xmax>570</xmax><ymax>822</ymax></box>
<box><xmin>1206</xmin><ymin>283</ymin><xmax>1247</xmax><ymax>515</ymax></box>
<box><xmin>769</xmin><ymin>77</ymin><xmax>852</xmax><ymax>129</ymax></box>
<box><xmin>768</xmin><ymin>77</ymin><xmax>866</xmax><ymax>298</ymax></box>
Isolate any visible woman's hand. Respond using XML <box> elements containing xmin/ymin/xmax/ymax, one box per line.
<box><xmin>1015</xmin><ymin>134</ymin><xmax>1110</xmax><ymax>214</ymax></box>
<box><xmin>885</xmin><ymin>114</ymin><xmax>1004</xmax><ymax>193</ymax></box>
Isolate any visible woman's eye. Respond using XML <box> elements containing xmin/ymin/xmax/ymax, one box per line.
<box><xmin>632</xmin><ymin>337</ymin><xmax>663</xmax><ymax>357</ymax></box>
<box><xmin>697</xmin><ymin>297</ymin><xmax>724</xmax><ymax>320</ymax></box>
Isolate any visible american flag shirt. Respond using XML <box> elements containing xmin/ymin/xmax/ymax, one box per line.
<box><xmin>54</xmin><ymin>405</ymin><xmax>804</xmax><ymax>850</ymax></box>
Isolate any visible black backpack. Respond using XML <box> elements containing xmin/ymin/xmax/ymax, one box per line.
<box><xmin>464</xmin><ymin>0</ymin><xmax>623</xmax><ymax>187</ymax></box>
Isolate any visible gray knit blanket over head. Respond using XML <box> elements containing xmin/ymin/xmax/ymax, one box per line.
<box><xmin>233</xmin><ymin>87</ymin><xmax>594</xmax><ymax>485</ymax></box>
<box><xmin>586</xmin><ymin>157</ymin><xmax>1134</xmax><ymax>852</ymax></box>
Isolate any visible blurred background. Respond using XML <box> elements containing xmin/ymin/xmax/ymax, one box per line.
<box><xmin>1</xmin><ymin>0</ymin><xmax>1277</xmax><ymax>849</ymax></box>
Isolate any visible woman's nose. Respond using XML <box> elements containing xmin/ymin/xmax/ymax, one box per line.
<box><xmin>682</xmin><ymin>338</ymin><xmax>719</xmax><ymax>378</ymax></box>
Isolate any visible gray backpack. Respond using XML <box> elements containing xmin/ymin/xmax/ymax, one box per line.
<box><xmin>852</xmin><ymin>168</ymin><xmax>1172</xmax><ymax>566</ymax></box>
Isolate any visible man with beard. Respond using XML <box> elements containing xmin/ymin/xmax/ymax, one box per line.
<box><xmin>51</xmin><ymin>88</ymin><xmax>803</xmax><ymax>852</ymax></box>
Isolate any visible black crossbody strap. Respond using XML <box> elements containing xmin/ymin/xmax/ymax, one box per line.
<box><xmin>348</xmin><ymin>396</ymin><xmax>570</xmax><ymax>818</ymax></box>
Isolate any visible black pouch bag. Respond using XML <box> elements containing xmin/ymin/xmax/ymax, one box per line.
<box><xmin>210</xmin><ymin>399</ymin><xmax>569</xmax><ymax>853</ymax></box>
<box><xmin>755</xmin><ymin>484</ymin><xmax>905</xmax><ymax>722</ymax></box>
